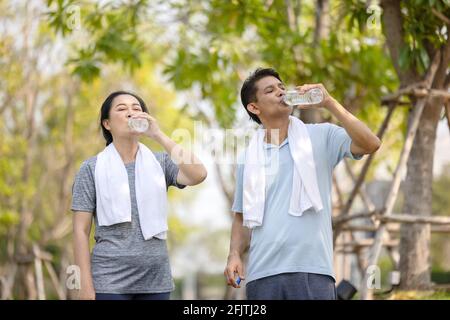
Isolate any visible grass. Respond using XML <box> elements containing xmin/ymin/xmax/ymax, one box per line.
<box><xmin>377</xmin><ymin>289</ymin><xmax>450</xmax><ymax>300</ymax></box>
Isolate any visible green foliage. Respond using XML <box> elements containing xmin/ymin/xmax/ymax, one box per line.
<box><xmin>161</xmin><ymin>0</ymin><xmax>397</xmax><ymax>131</ymax></box>
<box><xmin>46</xmin><ymin>0</ymin><xmax>78</xmax><ymax>36</ymax></box>
<box><xmin>401</xmin><ymin>0</ymin><xmax>449</xmax><ymax>72</ymax></box>
<box><xmin>67</xmin><ymin>48</ymin><xmax>101</xmax><ymax>81</ymax></box>
<box><xmin>46</xmin><ymin>0</ymin><xmax>148</xmax><ymax>81</ymax></box>
<box><xmin>0</xmin><ymin>3</ymin><xmax>197</xmax><ymax>295</ymax></box>
<box><xmin>430</xmin><ymin>165</ymin><xmax>450</xmax><ymax>271</ymax></box>
<box><xmin>341</xmin><ymin>0</ymin><xmax>449</xmax><ymax>74</ymax></box>
<box><xmin>0</xmin><ymin>210</ymin><xmax>20</xmax><ymax>234</ymax></box>
<box><xmin>432</xmin><ymin>164</ymin><xmax>450</xmax><ymax>216</ymax></box>
<box><xmin>1</xmin><ymin>0</ymin><xmax>446</xmax><ymax>299</ymax></box>
<box><xmin>385</xmin><ymin>289</ymin><xmax>450</xmax><ymax>300</ymax></box>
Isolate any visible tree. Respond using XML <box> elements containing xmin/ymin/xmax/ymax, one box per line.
<box><xmin>378</xmin><ymin>0</ymin><xmax>450</xmax><ymax>290</ymax></box>
<box><xmin>44</xmin><ymin>0</ymin><xmax>450</xmax><ymax>296</ymax></box>
<box><xmin>431</xmin><ymin>163</ymin><xmax>450</xmax><ymax>272</ymax></box>
<box><xmin>0</xmin><ymin>0</ymin><xmax>196</xmax><ymax>299</ymax></box>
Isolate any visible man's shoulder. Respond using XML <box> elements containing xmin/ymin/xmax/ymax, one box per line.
<box><xmin>305</xmin><ymin>122</ymin><xmax>335</xmax><ymax>143</ymax></box>
<box><xmin>305</xmin><ymin>122</ymin><xmax>333</xmax><ymax>132</ymax></box>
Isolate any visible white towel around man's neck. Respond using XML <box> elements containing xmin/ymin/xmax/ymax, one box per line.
<box><xmin>242</xmin><ymin>116</ymin><xmax>323</xmax><ymax>228</ymax></box>
<box><xmin>94</xmin><ymin>142</ymin><xmax>168</xmax><ymax>240</ymax></box>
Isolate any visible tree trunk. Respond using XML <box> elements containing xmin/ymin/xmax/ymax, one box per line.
<box><xmin>398</xmin><ymin>29</ymin><xmax>450</xmax><ymax>290</ymax></box>
<box><xmin>399</xmin><ymin>96</ymin><xmax>443</xmax><ymax>290</ymax></box>
<box><xmin>300</xmin><ymin>0</ymin><xmax>329</xmax><ymax>124</ymax></box>
<box><xmin>380</xmin><ymin>0</ymin><xmax>450</xmax><ymax>290</ymax></box>
<box><xmin>313</xmin><ymin>0</ymin><xmax>329</xmax><ymax>46</ymax></box>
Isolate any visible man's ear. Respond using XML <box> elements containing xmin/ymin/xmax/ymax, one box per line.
<box><xmin>102</xmin><ymin>119</ymin><xmax>111</xmax><ymax>130</ymax></box>
<box><xmin>247</xmin><ymin>102</ymin><xmax>260</xmax><ymax>116</ymax></box>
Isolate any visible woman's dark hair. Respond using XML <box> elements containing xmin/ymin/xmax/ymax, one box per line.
<box><xmin>100</xmin><ymin>91</ymin><xmax>149</xmax><ymax>146</ymax></box>
<box><xmin>240</xmin><ymin>68</ymin><xmax>283</xmax><ymax>124</ymax></box>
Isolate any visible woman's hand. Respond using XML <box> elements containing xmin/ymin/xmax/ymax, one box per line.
<box><xmin>130</xmin><ymin>112</ymin><xmax>163</xmax><ymax>140</ymax></box>
<box><xmin>78</xmin><ymin>286</ymin><xmax>95</xmax><ymax>300</ymax></box>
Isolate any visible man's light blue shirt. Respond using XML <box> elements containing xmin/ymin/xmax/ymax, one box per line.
<box><xmin>232</xmin><ymin>123</ymin><xmax>363</xmax><ymax>284</ymax></box>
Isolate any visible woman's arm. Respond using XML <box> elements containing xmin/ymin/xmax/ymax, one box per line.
<box><xmin>73</xmin><ymin>212</ymin><xmax>95</xmax><ymax>300</ymax></box>
<box><xmin>154</xmin><ymin>133</ymin><xmax>207</xmax><ymax>186</ymax></box>
<box><xmin>141</xmin><ymin>114</ymin><xmax>207</xmax><ymax>186</ymax></box>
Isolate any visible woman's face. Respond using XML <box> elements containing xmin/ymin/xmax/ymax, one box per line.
<box><xmin>103</xmin><ymin>94</ymin><xmax>145</xmax><ymax>139</ymax></box>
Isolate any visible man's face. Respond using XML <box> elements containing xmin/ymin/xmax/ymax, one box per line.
<box><xmin>248</xmin><ymin>76</ymin><xmax>292</xmax><ymax>123</ymax></box>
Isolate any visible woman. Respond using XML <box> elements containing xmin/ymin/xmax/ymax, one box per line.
<box><xmin>71</xmin><ymin>91</ymin><xmax>207</xmax><ymax>300</ymax></box>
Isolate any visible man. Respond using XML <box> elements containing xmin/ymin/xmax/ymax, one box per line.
<box><xmin>224</xmin><ymin>68</ymin><xmax>381</xmax><ymax>300</ymax></box>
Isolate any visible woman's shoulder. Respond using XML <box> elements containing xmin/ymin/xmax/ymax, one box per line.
<box><xmin>152</xmin><ymin>151</ymin><xmax>167</xmax><ymax>162</ymax></box>
<box><xmin>77</xmin><ymin>156</ymin><xmax>97</xmax><ymax>176</ymax></box>
<box><xmin>85</xmin><ymin>155</ymin><xmax>98</xmax><ymax>164</ymax></box>
<box><xmin>151</xmin><ymin>151</ymin><xmax>174</xmax><ymax>174</ymax></box>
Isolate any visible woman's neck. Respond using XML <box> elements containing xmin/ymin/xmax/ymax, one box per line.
<box><xmin>112</xmin><ymin>138</ymin><xmax>139</xmax><ymax>164</ymax></box>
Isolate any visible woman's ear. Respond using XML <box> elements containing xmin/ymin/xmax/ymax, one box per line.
<box><xmin>247</xmin><ymin>102</ymin><xmax>260</xmax><ymax>116</ymax></box>
<box><xmin>102</xmin><ymin>119</ymin><xmax>111</xmax><ymax>130</ymax></box>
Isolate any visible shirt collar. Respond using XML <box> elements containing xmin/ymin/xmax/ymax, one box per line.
<box><xmin>263</xmin><ymin>137</ymin><xmax>289</xmax><ymax>149</ymax></box>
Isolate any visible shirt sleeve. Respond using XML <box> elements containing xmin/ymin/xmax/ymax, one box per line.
<box><xmin>71</xmin><ymin>161</ymin><xmax>96</xmax><ymax>213</ymax></box>
<box><xmin>326</xmin><ymin>123</ymin><xmax>363</xmax><ymax>169</ymax></box>
<box><xmin>231</xmin><ymin>153</ymin><xmax>245</xmax><ymax>213</ymax></box>
<box><xmin>162</xmin><ymin>152</ymin><xmax>186</xmax><ymax>189</ymax></box>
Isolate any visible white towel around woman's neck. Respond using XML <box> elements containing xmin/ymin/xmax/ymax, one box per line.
<box><xmin>242</xmin><ymin>116</ymin><xmax>323</xmax><ymax>228</ymax></box>
<box><xmin>94</xmin><ymin>142</ymin><xmax>168</xmax><ymax>240</ymax></box>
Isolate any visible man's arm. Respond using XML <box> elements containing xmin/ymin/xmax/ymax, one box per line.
<box><xmin>325</xmin><ymin>98</ymin><xmax>381</xmax><ymax>156</ymax></box>
<box><xmin>295</xmin><ymin>83</ymin><xmax>381</xmax><ymax>156</ymax></box>
<box><xmin>228</xmin><ymin>212</ymin><xmax>251</xmax><ymax>258</ymax></box>
<box><xmin>224</xmin><ymin>212</ymin><xmax>251</xmax><ymax>288</ymax></box>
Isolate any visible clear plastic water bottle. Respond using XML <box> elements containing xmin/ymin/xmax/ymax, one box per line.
<box><xmin>128</xmin><ymin>117</ymin><xmax>149</xmax><ymax>133</ymax></box>
<box><xmin>283</xmin><ymin>88</ymin><xmax>324</xmax><ymax>106</ymax></box>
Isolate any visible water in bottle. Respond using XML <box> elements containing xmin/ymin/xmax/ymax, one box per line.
<box><xmin>283</xmin><ymin>88</ymin><xmax>323</xmax><ymax>106</ymax></box>
<box><xmin>128</xmin><ymin>117</ymin><xmax>149</xmax><ymax>133</ymax></box>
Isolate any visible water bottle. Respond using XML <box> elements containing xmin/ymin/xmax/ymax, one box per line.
<box><xmin>128</xmin><ymin>117</ymin><xmax>149</xmax><ymax>133</ymax></box>
<box><xmin>283</xmin><ymin>88</ymin><xmax>324</xmax><ymax>106</ymax></box>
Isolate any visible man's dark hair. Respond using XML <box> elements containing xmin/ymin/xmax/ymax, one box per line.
<box><xmin>240</xmin><ymin>68</ymin><xmax>283</xmax><ymax>124</ymax></box>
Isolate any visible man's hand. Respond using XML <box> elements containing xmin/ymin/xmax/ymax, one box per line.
<box><xmin>224</xmin><ymin>252</ymin><xmax>245</xmax><ymax>289</ymax></box>
<box><xmin>295</xmin><ymin>83</ymin><xmax>334</xmax><ymax>110</ymax></box>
